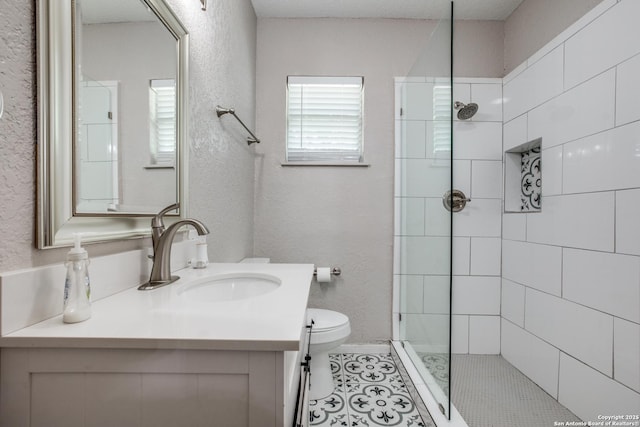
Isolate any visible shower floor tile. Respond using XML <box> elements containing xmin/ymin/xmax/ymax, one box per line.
<box><xmin>450</xmin><ymin>355</ymin><xmax>581</xmax><ymax>427</ymax></box>
<box><xmin>310</xmin><ymin>353</ymin><xmax>433</xmax><ymax>427</ymax></box>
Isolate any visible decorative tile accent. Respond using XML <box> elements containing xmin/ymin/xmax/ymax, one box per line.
<box><xmin>310</xmin><ymin>353</ymin><xmax>431</xmax><ymax>427</ymax></box>
<box><xmin>520</xmin><ymin>147</ymin><xmax>541</xmax><ymax>211</ymax></box>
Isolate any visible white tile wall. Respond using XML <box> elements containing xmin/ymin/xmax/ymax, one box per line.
<box><xmin>399</xmin><ymin>236</ymin><xmax>451</xmax><ymax>276</ymax></box>
<box><xmin>501</xmin><ymin>319</ymin><xmax>560</xmax><ymax>398</ymax></box>
<box><xmin>469</xmin><ymin>238</ymin><xmax>501</xmax><ymax>276</ymax></box>
<box><xmin>501</xmin><ymin>0</ymin><xmax>640</xmax><ymax>416</ymax></box>
<box><xmin>453</xmin><ymin>83</ymin><xmax>471</xmax><ymax>108</ymax></box>
<box><xmin>564</xmin><ymin>0</ymin><xmax>640</xmax><ymax>89</ymax></box>
<box><xmin>401</xmin><ymin>82</ymin><xmax>434</xmax><ymax>120</ymax></box>
<box><xmin>501</xmin><ymin>279</ymin><xmax>525</xmax><ymax>327</ymax></box>
<box><xmin>525</xmin><ymin>289</ymin><xmax>613</xmax><ymax>375</ymax></box>
<box><xmin>525</xmin><ymin>0</ymin><xmax>618</xmax><ymax>71</ymax></box>
<box><xmin>404</xmin><ymin>313</ymin><xmax>449</xmax><ymax>351</ymax></box>
<box><xmin>395</xmin><ymin>80</ymin><xmax>502</xmax><ymax>356</ymax></box>
<box><xmin>616</xmin><ymin>52</ymin><xmax>640</xmax><ymax>126</ymax></box>
<box><xmin>452</xmin><ymin>237</ymin><xmax>471</xmax><ymax>276</ymax></box>
<box><xmin>398</xmin><ymin>159</ymin><xmax>470</xmax><ymax>198</ymax></box>
<box><xmin>87</xmin><ymin>125</ymin><xmax>115</xmax><ymax>162</ymax></box>
<box><xmin>453</xmin><ymin>199</ymin><xmax>502</xmax><ymax>237</ymax></box>
<box><xmin>502</xmin><ymin>240</ymin><xmax>562</xmax><ymax>296</ymax></box>
<box><xmin>563</xmin><ymin>248</ymin><xmax>640</xmax><ymax>323</ymax></box>
<box><xmin>503</xmin><ymin>114</ymin><xmax>528</xmax><ymax>152</ymax></box>
<box><xmin>558</xmin><ymin>354</ymin><xmax>640</xmax><ymax>422</ymax></box>
<box><xmin>614</xmin><ymin>318</ymin><xmax>640</xmax><ymax>393</ymax></box>
<box><xmin>452</xmin><ymin>276</ymin><xmax>500</xmax><ymax>315</ymax></box>
<box><xmin>398</xmin><ymin>198</ymin><xmax>425</xmax><ymax>236</ymax></box>
<box><xmin>503</xmin><ymin>46</ymin><xmax>564</xmax><ymax>122</ymax></box>
<box><xmin>470</xmin><ymin>84</ymin><xmax>502</xmax><ymax>122</ymax></box>
<box><xmin>451</xmin><ymin>315</ymin><xmax>469</xmax><ymax>354</ymax></box>
<box><xmin>616</xmin><ymin>188</ymin><xmax>640</xmax><ymax>256</ymax></box>
<box><xmin>396</xmin><ymin>120</ymin><xmax>427</xmax><ymax>158</ymax></box>
<box><xmin>528</xmin><ymin>69</ymin><xmax>616</xmax><ymax>149</ymax></box>
<box><xmin>81</xmin><ymin>86</ymin><xmax>112</xmax><ymax>124</ymax></box>
<box><xmin>424</xmin><ymin>198</ymin><xmax>449</xmax><ymax>237</ymax></box>
<box><xmin>541</xmin><ymin>146</ymin><xmax>562</xmax><ymax>196</ymax></box>
<box><xmin>468</xmin><ymin>316</ymin><xmax>500</xmax><ymax>354</ymax></box>
<box><xmin>422</xmin><ymin>276</ymin><xmax>449</xmax><ymax>315</ymax></box>
<box><xmin>502</xmin><ymin>213</ymin><xmax>526</xmax><ymax>242</ymax></box>
<box><xmin>526</xmin><ymin>192</ymin><xmax>615</xmax><ymax>252</ymax></box>
<box><xmin>470</xmin><ymin>161</ymin><xmax>502</xmax><ymax>199</ymax></box>
<box><xmin>563</xmin><ymin>121</ymin><xmax>640</xmax><ymax>194</ymax></box>
<box><xmin>400</xmin><ymin>275</ymin><xmax>424</xmax><ymax>314</ymax></box>
<box><xmin>453</xmin><ymin>122</ymin><xmax>503</xmax><ymax>160</ymax></box>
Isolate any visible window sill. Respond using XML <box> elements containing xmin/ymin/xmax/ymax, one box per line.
<box><xmin>281</xmin><ymin>162</ymin><xmax>370</xmax><ymax>167</ymax></box>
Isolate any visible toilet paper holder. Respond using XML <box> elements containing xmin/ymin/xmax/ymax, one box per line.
<box><xmin>313</xmin><ymin>267</ymin><xmax>342</xmax><ymax>277</ymax></box>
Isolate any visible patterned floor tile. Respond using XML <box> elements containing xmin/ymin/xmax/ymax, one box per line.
<box><xmin>343</xmin><ymin>353</ymin><xmax>398</xmax><ymax>383</ymax></box>
<box><xmin>310</xmin><ymin>353</ymin><xmax>428</xmax><ymax>427</ymax></box>
<box><xmin>310</xmin><ymin>389</ymin><xmax>349</xmax><ymax>426</ymax></box>
<box><xmin>347</xmin><ymin>383</ymin><xmax>427</xmax><ymax>426</ymax></box>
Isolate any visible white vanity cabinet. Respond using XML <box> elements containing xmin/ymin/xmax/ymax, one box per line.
<box><xmin>0</xmin><ymin>263</ymin><xmax>314</xmax><ymax>427</ymax></box>
<box><xmin>1</xmin><ymin>346</ymin><xmax>303</xmax><ymax>427</ymax></box>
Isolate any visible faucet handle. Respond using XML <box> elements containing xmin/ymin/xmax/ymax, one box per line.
<box><xmin>152</xmin><ymin>203</ymin><xmax>180</xmax><ymax>229</ymax></box>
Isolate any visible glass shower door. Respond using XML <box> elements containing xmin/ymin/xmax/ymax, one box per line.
<box><xmin>395</xmin><ymin>1</ymin><xmax>453</xmax><ymax>419</ymax></box>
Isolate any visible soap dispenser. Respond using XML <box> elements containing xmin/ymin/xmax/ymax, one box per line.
<box><xmin>63</xmin><ymin>233</ymin><xmax>91</xmax><ymax>323</ymax></box>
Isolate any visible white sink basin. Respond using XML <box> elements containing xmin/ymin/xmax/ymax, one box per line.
<box><xmin>178</xmin><ymin>272</ymin><xmax>281</xmax><ymax>302</ymax></box>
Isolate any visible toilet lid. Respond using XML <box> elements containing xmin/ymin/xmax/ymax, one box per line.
<box><xmin>307</xmin><ymin>308</ymin><xmax>349</xmax><ymax>332</ymax></box>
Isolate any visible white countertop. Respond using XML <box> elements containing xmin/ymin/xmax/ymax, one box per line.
<box><xmin>0</xmin><ymin>263</ymin><xmax>314</xmax><ymax>352</ymax></box>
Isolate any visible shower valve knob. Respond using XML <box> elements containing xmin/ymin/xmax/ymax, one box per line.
<box><xmin>442</xmin><ymin>189</ymin><xmax>470</xmax><ymax>212</ymax></box>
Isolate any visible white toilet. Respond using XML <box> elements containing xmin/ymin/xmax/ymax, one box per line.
<box><xmin>306</xmin><ymin>308</ymin><xmax>351</xmax><ymax>400</ymax></box>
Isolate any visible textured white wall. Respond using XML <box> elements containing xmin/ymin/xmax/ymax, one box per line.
<box><xmin>0</xmin><ymin>0</ymin><xmax>256</xmax><ymax>272</ymax></box>
<box><xmin>165</xmin><ymin>0</ymin><xmax>257</xmax><ymax>263</ymax></box>
<box><xmin>254</xmin><ymin>18</ymin><xmax>503</xmax><ymax>344</ymax></box>
<box><xmin>504</xmin><ymin>0</ymin><xmax>604</xmax><ymax>74</ymax></box>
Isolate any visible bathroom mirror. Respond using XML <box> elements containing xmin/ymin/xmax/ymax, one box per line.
<box><xmin>36</xmin><ymin>0</ymin><xmax>189</xmax><ymax>248</ymax></box>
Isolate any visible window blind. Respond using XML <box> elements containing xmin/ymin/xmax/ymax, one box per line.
<box><xmin>286</xmin><ymin>76</ymin><xmax>364</xmax><ymax>162</ymax></box>
<box><xmin>149</xmin><ymin>79</ymin><xmax>176</xmax><ymax>165</ymax></box>
<box><xmin>432</xmin><ymin>84</ymin><xmax>452</xmax><ymax>156</ymax></box>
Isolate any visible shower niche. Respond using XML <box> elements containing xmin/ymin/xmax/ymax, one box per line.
<box><xmin>505</xmin><ymin>138</ymin><xmax>542</xmax><ymax>212</ymax></box>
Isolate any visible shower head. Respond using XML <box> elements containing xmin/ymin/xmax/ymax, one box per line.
<box><xmin>454</xmin><ymin>101</ymin><xmax>478</xmax><ymax>120</ymax></box>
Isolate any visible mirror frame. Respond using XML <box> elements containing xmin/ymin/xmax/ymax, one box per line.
<box><xmin>36</xmin><ymin>0</ymin><xmax>189</xmax><ymax>248</ymax></box>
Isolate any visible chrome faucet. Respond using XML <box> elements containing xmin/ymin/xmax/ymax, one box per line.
<box><xmin>138</xmin><ymin>203</ymin><xmax>209</xmax><ymax>291</ymax></box>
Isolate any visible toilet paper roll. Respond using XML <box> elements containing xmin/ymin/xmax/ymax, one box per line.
<box><xmin>316</xmin><ymin>267</ymin><xmax>331</xmax><ymax>283</ymax></box>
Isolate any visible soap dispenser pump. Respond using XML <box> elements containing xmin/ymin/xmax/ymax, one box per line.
<box><xmin>63</xmin><ymin>233</ymin><xmax>91</xmax><ymax>323</ymax></box>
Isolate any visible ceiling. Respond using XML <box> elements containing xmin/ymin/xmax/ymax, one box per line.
<box><xmin>250</xmin><ymin>0</ymin><xmax>525</xmax><ymax>21</ymax></box>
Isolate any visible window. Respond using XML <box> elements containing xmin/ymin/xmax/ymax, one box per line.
<box><xmin>149</xmin><ymin>79</ymin><xmax>176</xmax><ymax>166</ymax></box>
<box><xmin>286</xmin><ymin>76</ymin><xmax>364</xmax><ymax>163</ymax></box>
